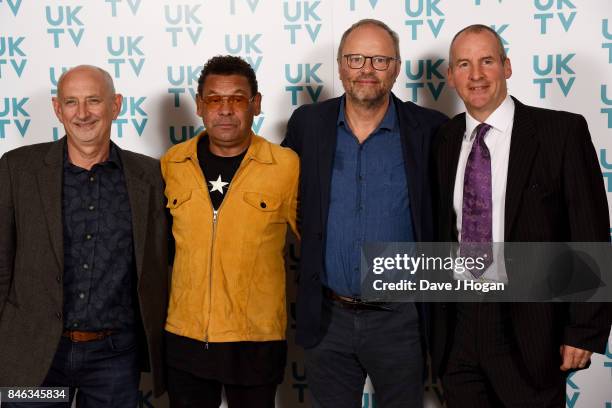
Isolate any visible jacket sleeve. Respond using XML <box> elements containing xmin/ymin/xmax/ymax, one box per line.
<box><xmin>561</xmin><ymin>114</ymin><xmax>612</xmax><ymax>354</ymax></box>
<box><xmin>0</xmin><ymin>154</ymin><xmax>16</xmax><ymax>316</ymax></box>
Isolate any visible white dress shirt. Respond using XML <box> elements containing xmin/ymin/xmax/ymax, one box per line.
<box><xmin>453</xmin><ymin>95</ymin><xmax>515</xmax><ymax>281</ymax></box>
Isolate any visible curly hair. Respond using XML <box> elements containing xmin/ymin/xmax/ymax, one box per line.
<box><xmin>197</xmin><ymin>55</ymin><xmax>258</xmax><ymax>96</ymax></box>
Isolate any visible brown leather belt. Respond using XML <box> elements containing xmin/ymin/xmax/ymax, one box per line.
<box><xmin>62</xmin><ymin>330</ymin><xmax>114</xmax><ymax>342</ymax></box>
<box><xmin>323</xmin><ymin>288</ymin><xmax>391</xmax><ymax>311</ymax></box>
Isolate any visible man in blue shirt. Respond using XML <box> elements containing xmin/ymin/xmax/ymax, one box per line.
<box><xmin>283</xmin><ymin>19</ymin><xmax>447</xmax><ymax>408</ymax></box>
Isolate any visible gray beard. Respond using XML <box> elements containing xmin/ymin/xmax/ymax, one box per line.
<box><xmin>346</xmin><ymin>91</ymin><xmax>388</xmax><ymax>110</ymax></box>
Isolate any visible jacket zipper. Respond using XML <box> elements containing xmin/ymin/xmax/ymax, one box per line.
<box><xmin>203</xmin><ymin>157</ymin><xmax>250</xmax><ymax>349</ymax></box>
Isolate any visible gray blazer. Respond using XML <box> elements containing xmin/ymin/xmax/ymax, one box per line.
<box><xmin>0</xmin><ymin>137</ymin><xmax>169</xmax><ymax>396</ymax></box>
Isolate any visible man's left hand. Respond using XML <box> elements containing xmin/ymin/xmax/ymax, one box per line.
<box><xmin>560</xmin><ymin>345</ymin><xmax>593</xmax><ymax>371</ymax></box>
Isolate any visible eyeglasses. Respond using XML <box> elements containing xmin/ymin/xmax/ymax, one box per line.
<box><xmin>201</xmin><ymin>94</ymin><xmax>255</xmax><ymax>111</ymax></box>
<box><xmin>343</xmin><ymin>54</ymin><xmax>398</xmax><ymax>71</ymax></box>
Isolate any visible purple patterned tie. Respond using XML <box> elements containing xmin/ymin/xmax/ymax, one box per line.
<box><xmin>461</xmin><ymin>123</ymin><xmax>493</xmax><ymax>278</ymax></box>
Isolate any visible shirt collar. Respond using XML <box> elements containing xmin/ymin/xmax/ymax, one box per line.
<box><xmin>464</xmin><ymin>95</ymin><xmax>515</xmax><ymax>140</ymax></box>
<box><xmin>337</xmin><ymin>94</ymin><xmax>397</xmax><ymax>133</ymax></box>
<box><xmin>63</xmin><ymin>141</ymin><xmax>122</xmax><ymax>171</ymax></box>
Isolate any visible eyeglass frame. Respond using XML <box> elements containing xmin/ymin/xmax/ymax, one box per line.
<box><xmin>342</xmin><ymin>54</ymin><xmax>399</xmax><ymax>71</ymax></box>
<box><xmin>199</xmin><ymin>93</ymin><xmax>257</xmax><ymax>111</ymax></box>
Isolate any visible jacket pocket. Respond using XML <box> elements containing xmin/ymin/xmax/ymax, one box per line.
<box><xmin>166</xmin><ymin>190</ymin><xmax>192</xmax><ymax>211</ymax></box>
<box><xmin>242</xmin><ymin>192</ymin><xmax>281</xmax><ymax>212</ymax></box>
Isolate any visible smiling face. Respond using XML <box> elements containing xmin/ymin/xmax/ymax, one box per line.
<box><xmin>338</xmin><ymin>23</ymin><xmax>400</xmax><ymax>108</ymax></box>
<box><xmin>196</xmin><ymin>74</ymin><xmax>261</xmax><ymax>156</ymax></box>
<box><xmin>52</xmin><ymin>66</ymin><xmax>122</xmax><ymax>149</ymax></box>
<box><xmin>448</xmin><ymin>30</ymin><xmax>512</xmax><ymax>122</ymax></box>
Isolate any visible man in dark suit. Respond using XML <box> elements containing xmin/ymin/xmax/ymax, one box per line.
<box><xmin>431</xmin><ymin>24</ymin><xmax>612</xmax><ymax>407</ymax></box>
<box><xmin>283</xmin><ymin>19</ymin><xmax>447</xmax><ymax>408</ymax></box>
<box><xmin>0</xmin><ymin>65</ymin><xmax>169</xmax><ymax>407</ymax></box>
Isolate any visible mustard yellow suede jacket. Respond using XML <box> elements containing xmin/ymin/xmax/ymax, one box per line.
<box><xmin>161</xmin><ymin>132</ymin><xmax>299</xmax><ymax>343</ymax></box>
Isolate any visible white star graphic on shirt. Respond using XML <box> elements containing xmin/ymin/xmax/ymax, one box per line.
<box><xmin>209</xmin><ymin>175</ymin><xmax>229</xmax><ymax>195</ymax></box>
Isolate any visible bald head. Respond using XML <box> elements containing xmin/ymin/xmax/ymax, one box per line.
<box><xmin>57</xmin><ymin>65</ymin><xmax>116</xmax><ymax>99</ymax></box>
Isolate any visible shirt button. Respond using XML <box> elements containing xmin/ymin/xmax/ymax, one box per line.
<box><xmin>89</xmin><ymin>176</ymin><xmax>95</xmax><ymax>182</ymax></box>
<box><xmin>73</xmin><ymin>322</ymin><xmax>79</xmax><ymax>328</ymax></box>
<box><xmin>85</xmin><ymin>234</ymin><xmax>92</xmax><ymax>240</ymax></box>
<box><xmin>79</xmin><ymin>292</ymin><xmax>85</xmax><ymax>299</ymax></box>
<box><xmin>260</xmin><ymin>202</ymin><xmax>267</xmax><ymax>209</ymax></box>
<box><xmin>88</xmin><ymin>205</ymin><xmax>95</xmax><ymax>211</ymax></box>
<box><xmin>83</xmin><ymin>263</ymin><xmax>89</xmax><ymax>269</ymax></box>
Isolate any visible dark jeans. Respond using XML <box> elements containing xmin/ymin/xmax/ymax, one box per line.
<box><xmin>167</xmin><ymin>366</ymin><xmax>277</xmax><ymax>408</ymax></box>
<box><xmin>304</xmin><ymin>298</ymin><xmax>424</xmax><ymax>408</ymax></box>
<box><xmin>5</xmin><ymin>331</ymin><xmax>140</xmax><ymax>408</ymax></box>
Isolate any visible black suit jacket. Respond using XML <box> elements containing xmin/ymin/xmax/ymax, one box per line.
<box><xmin>430</xmin><ymin>96</ymin><xmax>612</xmax><ymax>387</ymax></box>
<box><xmin>0</xmin><ymin>138</ymin><xmax>169</xmax><ymax>396</ymax></box>
<box><xmin>283</xmin><ymin>93</ymin><xmax>448</xmax><ymax>348</ymax></box>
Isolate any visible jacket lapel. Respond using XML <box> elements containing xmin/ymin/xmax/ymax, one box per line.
<box><xmin>440</xmin><ymin>116</ymin><xmax>465</xmax><ymax>242</ymax></box>
<box><xmin>395</xmin><ymin>94</ymin><xmax>425</xmax><ymax>241</ymax></box>
<box><xmin>317</xmin><ymin>98</ymin><xmax>341</xmax><ymax>231</ymax></box>
<box><xmin>37</xmin><ymin>139</ymin><xmax>65</xmax><ymax>272</ymax></box>
<box><xmin>504</xmin><ymin>97</ymin><xmax>539</xmax><ymax>240</ymax></box>
<box><xmin>120</xmin><ymin>149</ymin><xmax>150</xmax><ymax>281</ymax></box>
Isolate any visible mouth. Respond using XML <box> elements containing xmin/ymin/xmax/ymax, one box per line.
<box><xmin>73</xmin><ymin>120</ymin><xmax>98</xmax><ymax>130</ymax></box>
<box><xmin>469</xmin><ymin>84</ymin><xmax>489</xmax><ymax>92</ymax></box>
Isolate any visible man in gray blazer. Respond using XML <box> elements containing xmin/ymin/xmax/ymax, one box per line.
<box><xmin>0</xmin><ymin>65</ymin><xmax>168</xmax><ymax>407</ymax></box>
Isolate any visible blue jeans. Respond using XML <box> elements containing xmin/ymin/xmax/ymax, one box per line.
<box><xmin>5</xmin><ymin>331</ymin><xmax>140</xmax><ymax>408</ymax></box>
<box><xmin>304</xmin><ymin>298</ymin><xmax>424</xmax><ymax>408</ymax></box>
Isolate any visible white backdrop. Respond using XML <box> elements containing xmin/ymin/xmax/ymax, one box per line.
<box><xmin>1</xmin><ymin>0</ymin><xmax>611</xmax><ymax>407</ymax></box>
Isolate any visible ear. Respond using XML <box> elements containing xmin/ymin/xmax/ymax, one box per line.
<box><xmin>251</xmin><ymin>93</ymin><xmax>262</xmax><ymax>116</ymax></box>
<box><xmin>392</xmin><ymin>58</ymin><xmax>401</xmax><ymax>81</ymax></box>
<box><xmin>51</xmin><ymin>96</ymin><xmax>63</xmax><ymax>123</ymax></box>
<box><xmin>111</xmin><ymin>94</ymin><xmax>123</xmax><ymax>120</ymax></box>
<box><xmin>504</xmin><ymin>57</ymin><xmax>512</xmax><ymax>80</ymax></box>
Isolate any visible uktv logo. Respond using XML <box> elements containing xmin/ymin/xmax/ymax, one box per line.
<box><xmin>285</xmin><ymin>63</ymin><xmax>324</xmax><ymax>105</ymax></box>
<box><xmin>404</xmin><ymin>58</ymin><xmax>445</xmax><ymax>102</ymax></box>
<box><xmin>532</xmin><ymin>53</ymin><xmax>575</xmax><ymax>98</ymax></box>
<box><xmin>107</xmin><ymin>36</ymin><xmax>145</xmax><ymax>78</ymax></box>
<box><xmin>0</xmin><ymin>36</ymin><xmax>27</xmax><ymax>78</ymax></box>
<box><xmin>45</xmin><ymin>5</ymin><xmax>85</xmax><ymax>48</ymax></box>
<box><xmin>533</xmin><ymin>0</ymin><xmax>576</xmax><ymax>34</ymax></box>
<box><xmin>225</xmin><ymin>33</ymin><xmax>263</xmax><ymax>74</ymax></box>
<box><xmin>603</xmin><ymin>19</ymin><xmax>612</xmax><ymax>64</ymax></box>
<box><xmin>0</xmin><ymin>0</ymin><xmax>23</xmax><ymax>16</ymax></box>
<box><xmin>283</xmin><ymin>1</ymin><xmax>322</xmax><ymax>45</ymax></box>
<box><xmin>601</xmin><ymin>85</ymin><xmax>612</xmax><ymax>128</ymax></box>
<box><xmin>105</xmin><ymin>0</ymin><xmax>142</xmax><ymax>17</ymax></box>
<box><xmin>167</xmin><ymin>65</ymin><xmax>201</xmax><ymax>108</ymax></box>
<box><xmin>404</xmin><ymin>0</ymin><xmax>445</xmax><ymax>40</ymax></box>
<box><xmin>113</xmin><ymin>96</ymin><xmax>148</xmax><ymax>138</ymax></box>
<box><xmin>164</xmin><ymin>4</ymin><xmax>203</xmax><ymax>47</ymax></box>
<box><xmin>229</xmin><ymin>0</ymin><xmax>260</xmax><ymax>14</ymax></box>
<box><xmin>0</xmin><ymin>97</ymin><xmax>30</xmax><ymax>139</ymax></box>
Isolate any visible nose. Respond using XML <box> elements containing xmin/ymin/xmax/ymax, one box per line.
<box><xmin>217</xmin><ymin>98</ymin><xmax>234</xmax><ymax>115</ymax></box>
<box><xmin>77</xmin><ymin>101</ymin><xmax>88</xmax><ymax>119</ymax></box>
<box><xmin>469</xmin><ymin>64</ymin><xmax>483</xmax><ymax>80</ymax></box>
<box><xmin>361</xmin><ymin>58</ymin><xmax>375</xmax><ymax>73</ymax></box>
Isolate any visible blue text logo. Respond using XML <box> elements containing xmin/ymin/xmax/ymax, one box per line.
<box><xmin>283</xmin><ymin>1</ymin><xmax>322</xmax><ymax>45</ymax></box>
<box><xmin>169</xmin><ymin>124</ymin><xmax>205</xmax><ymax>145</ymax></box>
<box><xmin>602</xmin><ymin>85</ymin><xmax>612</xmax><ymax>128</ymax></box>
<box><xmin>0</xmin><ymin>0</ymin><xmax>23</xmax><ymax>16</ymax></box>
<box><xmin>225</xmin><ymin>33</ymin><xmax>263</xmax><ymax>73</ymax></box>
<box><xmin>533</xmin><ymin>0</ymin><xmax>576</xmax><ymax>34</ymax></box>
<box><xmin>285</xmin><ymin>63</ymin><xmax>324</xmax><ymax>105</ymax></box>
<box><xmin>0</xmin><ymin>36</ymin><xmax>26</xmax><ymax>78</ymax></box>
<box><xmin>107</xmin><ymin>36</ymin><xmax>145</xmax><ymax>78</ymax></box>
<box><xmin>167</xmin><ymin>65</ymin><xmax>201</xmax><ymax>107</ymax></box>
<box><xmin>45</xmin><ymin>5</ymin><xmax>84</xmax><ymax>48</ymax></box>
<box><xmin>404</xmin><ymin>0</ymin><xmax>445</xmax><ymax>40</ymax></box>
<box><xmin>532</xmin><ymin>53</ymin><xmax>575</xmax><ymax>98</ymax></box>
<box><xmin>565</xmin><ymin>372</ymin><xmax>580</xmax><ymax>408</ymax></box>
<box><xmin>601</xmin><ymin>149</ymin><xmax>612</xmax><ymax>193</ymax></box>
<box><xmin>348</xmin><ymin>0</ymin><xmax>380</xmax><ymax>11</ymax></box>
<box><xmin>405</xmin><ymin>58</ymin><xmax>445</xmax><ymax>102</ymax></box>
<box><xmin>49</xmin><ymin>66</ymin><xmax>70</xmax><ymax>95</ymax></box>
<box><xmin>0</xmin><ymin>97</ymin><xmax>30</xmax><ymax>139</ymax></box>
<box><xmin>113</xmin><ymin>96</ymin><xmax>148</xmax><ymax>137</ymax></box>
<box><xmin>229</xmin><ymin>0</ymin><xmax>260</xmax><ymax>14</ymax></box>
<box><xmin>164</xmin><ymin>4</ymin><xmax>202</xmax><ymax>47</ymax></box>
<box><xmin>491</xmin><ymin>24</ymin><xmax>510</xmax><ymax>55</ymax></box>
<box><xmin>105</xmin><ymin>0</ymin><xmax>141</xmax><ymax>17</ymax></box>
<box><xmin>603</xmin><ymin>20</ymin><xmax>612</xmax><ymax>63</ymax></box>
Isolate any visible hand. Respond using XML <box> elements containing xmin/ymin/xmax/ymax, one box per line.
<box><xmin>559</xmin><ymin>344</ymin><xmax>592</xmax><ymax>371</ymax></box>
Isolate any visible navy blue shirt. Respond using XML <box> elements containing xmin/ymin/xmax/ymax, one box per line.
<box><xmin>62</xmin><ymin>142</ymin><xmax>136</xmax><ymax>331</ymax></box>
<box><xmin>324</xmin><ymin>97</ymin><xmax>415</xmax><ymax>297</ymax></box>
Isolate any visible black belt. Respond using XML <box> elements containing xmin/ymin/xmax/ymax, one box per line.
<box><xmin>323</xmin><ymin>287</ymin><xmax>392</xmax><ymax>311</ymax></box>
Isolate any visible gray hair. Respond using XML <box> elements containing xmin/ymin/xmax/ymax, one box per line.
<box><xmin>337</xmin><ymin>19</ymin><xmax>401</xmax><ymax>62</ymax></box>
<box><xmin>449</xmin><ymin>24</ymin><xmax>507</xmax><ymax>66</ymax></box>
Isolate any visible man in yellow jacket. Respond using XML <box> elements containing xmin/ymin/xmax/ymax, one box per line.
<box><xmin>161</xmin><ymin>55</ymin><xmax>299</xmax><ymax>408</ymax></box>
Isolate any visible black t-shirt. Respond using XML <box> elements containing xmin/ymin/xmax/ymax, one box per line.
<box><xmin>165</xmin><ymin>136</ymin><xmax>287</xmax><ymax>385</ymax></box>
